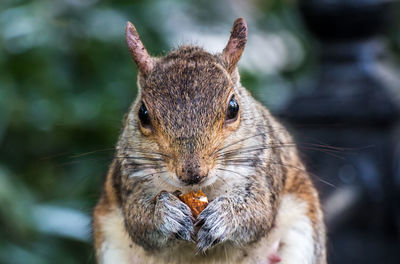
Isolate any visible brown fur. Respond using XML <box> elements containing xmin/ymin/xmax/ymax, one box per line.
<box><xmin>93</xmin><ymin>18</ymin><xmax>326</xmax><ymax>264</ymax></box>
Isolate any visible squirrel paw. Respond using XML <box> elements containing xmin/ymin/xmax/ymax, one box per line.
<box><xmin>195</xmin><ymin>197</ymin><xmax>233</xmax><ymax>253</ymax></box>
<box><xmin>154</xmin><ymin>191</ymin><xmax>195</xmax><ymax>242</ymax></box>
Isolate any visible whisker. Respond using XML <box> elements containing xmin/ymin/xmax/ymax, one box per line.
<box><xmin>154</xmin><ymin>172</ymin><xmax>172</xmax><ymax>187</ymax></box>
<box><xmin>69</xmin><ymin>148</ymin><xmax>115</xmax><ymax>158</ymax></box>
<box><xmin>212</xmin><ymin>126</ymin><xmax>289</xmax><ymax>156</ymax></box>
<box><xmin>297</xmin><ymin>146</ymin><xmax>345</xmax><ymax>159</ymax></box>
<box><xmin>222</xmin><ymin>142</ymin><xmax>345</xmax><ymax>156</ymax></box>
<box><xmin>114</xmin><ymin>156</ymin><xmax>165</xmax><ymax>162</ymax></box>
<box><xmin>212</xmin><ymin>133</ymin><xmax>265</xmax><ymax>155</ymax></box>
<box><xmin>216</xmin><ymin>144</ymin><xmax>298</xmax><ymax>159</ymax></box>
<box><xmin>268</xmin><ymin>161</ymin><xmax>337</xmax><ymax>189</ymax></box>
<box><xmin>220</xmin><ymin>159</ymin><xmax>337</xmax><ymax>189</ymax></box>
<box><xmin>39</xmin><ymin>148</ymin><xmax>114</xmax><ymax>161</ymax></box>
<box><xmin>216</xmin><ymin>143</ymin><xmax>346</xmax><ymax>160</ymax></box>
<box><xmin>130</xmin><ymin>170</ymin><xmax>168</xmax><ymax>179</ymax></box>
<box><xmin>213</xmin><ymin>172</ymin><xmax>229</xmax><ymax>185</ymax></box>
<box><xmin>57</xmin><ymin>156</ymin><xmax>113</xmax><ymax>167</ymax></box>
<box><xmin>216</xmin><ymin>168</ymin><xmax>247</xmax><ymax>178</ymax></box>
<box><xmin>219</xmin><ymin>158</ymin><xmax>251</xmax><ymax>164</ymax></box>
<box><xmin>303</xmin><ymin>142</ymin><xmax>346</xmax><ymax>151</ymax></box>
<box><xmin>313</xmin><ymin>176</ymin><xmax>337</xmax><ymax>189</ymax></box>
<box><xmin>122</xmin><ymin>148</ymin><xmax>172</xmax><ymax>159</ymax></box>
<box><xmin>129</xmin><ymin>165</ymin><xmax>166</xmax><ymax>172</ymax></box>
<box><xmin>127</xmin><ymin>162</ymin><xmax>159</xmax><ymax>166</ymax></box>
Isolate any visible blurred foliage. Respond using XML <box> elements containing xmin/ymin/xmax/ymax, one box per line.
<box><xmin>0</xmin><ymin>0</ymin><xmax>399</xmax><ymax>263</ymax></box>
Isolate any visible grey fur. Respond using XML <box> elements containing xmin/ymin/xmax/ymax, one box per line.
<box><xmin>155</xmin><ymin>191</ymin><xmax>195</xmax><ymax>241</ymax></box>
<box><xmin>94</xmin><ymin>18</ymin><xmax>326</xmax><ymax>263</ymax></box>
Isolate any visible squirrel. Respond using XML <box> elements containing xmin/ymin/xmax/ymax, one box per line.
<box><xmin>93</xmin><ymin>18</ymin><xmax>327</xmax><ymax>264</ymax></box>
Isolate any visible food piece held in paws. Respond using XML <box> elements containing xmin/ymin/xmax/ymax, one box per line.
<box><xmin>178</xmin><ymin>190</ymin><xmax>209</xmax><ymax>218</ymax></box>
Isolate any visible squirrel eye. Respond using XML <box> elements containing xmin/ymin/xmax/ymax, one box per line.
<box><xmin>138</xmin><ymin>102</ymin><xmax>151</xmax><ymax>127</ymax></box>
<box><xmin>226</xmin><ymin>95</ymin><xmax>239</xmax><ymax>122</ymax></box>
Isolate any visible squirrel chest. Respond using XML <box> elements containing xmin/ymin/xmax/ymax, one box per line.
<box><xmin>93</xmin><ymin>18</ymin><xmax>326</xmax><ymax>264</ymax></box>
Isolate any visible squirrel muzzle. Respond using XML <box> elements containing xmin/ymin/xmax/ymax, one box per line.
<box><xmin>175</xmin><ymin>155</ymin><xmax>209</xmax><ymax>185</ymax></box>
<box><xmin>172</xmin><ymin>137</ymin><xmax>211</xmax><ymax>186</ymax></box>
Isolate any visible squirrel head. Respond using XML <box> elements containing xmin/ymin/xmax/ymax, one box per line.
<box><xmin>122</xmin><ymin>18</ymin><xmax>248</xmax><ymax>187</ymax></box>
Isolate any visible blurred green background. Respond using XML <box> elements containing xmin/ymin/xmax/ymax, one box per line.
<box><xmin>0</xmin><ymin>0</ymin><xmax>399</xmax><ymax>263</ymax></box>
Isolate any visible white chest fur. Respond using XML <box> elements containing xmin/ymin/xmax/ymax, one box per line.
<box><xmin>97</xmin><ymin>194</ymin><xmax>315</xmax><ymax>264</ymax></box>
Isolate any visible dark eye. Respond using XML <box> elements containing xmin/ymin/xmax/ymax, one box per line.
<box><xmin>138</xmin><ymin>102</ymin><xmax>151</xmax><ymax>127</ymax></box>
<box><xmin>226</xmin><ymin>95</ymin><xmax>239</xmax><ymax>121</ymax></box>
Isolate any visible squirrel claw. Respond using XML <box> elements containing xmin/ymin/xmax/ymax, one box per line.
<box><xmin>194</xmin><ymin>217</ymin><xmax>205</xmax><ymax>227</ymax></box>
<box><xmin>195</xmin><ymin>197</ymin><xmax>232</xmax><ymax>252</ymax></box>
<box><xmin>155</xmin><ymin>191</ymin><xmax>195</xmax><ymax>242</ymax></box>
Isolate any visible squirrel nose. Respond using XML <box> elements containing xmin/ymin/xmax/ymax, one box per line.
<box><xmin>176</xmin><ymin>164</ymin><xmax>208</xmax><ymax>185</ymax></box>
<box><xmin>182</xmin><ymin>173</ymin><xmax>201</xmax><ymax>185</ymax></box>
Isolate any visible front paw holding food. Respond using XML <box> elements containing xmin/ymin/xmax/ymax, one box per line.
<box><xmin>195</xmin><ymin>196</ymin><xmax>236</xmax><ymax>253</ymax></box>
<box><xmin>154</xmin><ymin>191</ymin><xmax>195</xmax><ymax>242</ymax></box>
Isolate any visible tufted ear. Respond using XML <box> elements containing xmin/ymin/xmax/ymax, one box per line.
<box><xmin>126</xmin><ymin>21</ymin><xmax>154</xmax><ymax>76</ymax></box>
<box><xmin>222</xmin><ymin>18</ymin><xmax>248</xmax><ymax>74</ymax></box>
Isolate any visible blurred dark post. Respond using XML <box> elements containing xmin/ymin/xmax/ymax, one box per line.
<box><xmin>280</xmin><ymin>0</ymin><xmax>400</xmax><ymax>263</ymax></box>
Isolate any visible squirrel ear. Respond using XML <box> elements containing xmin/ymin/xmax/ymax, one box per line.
<box><xmin>222</xmin><ymin>18</ymin><xmax>248</xmax><ymax>74</ymax></box>
<box><xmin>126</xmin><ymin>21</ymin><xmax>154</xmax><ymax>76</ymax></box>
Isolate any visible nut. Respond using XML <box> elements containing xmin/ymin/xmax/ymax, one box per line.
<box><xmin>178</xmin><ymin>190</ymin><xmax>209</xmax><ymax>218</ymax></box>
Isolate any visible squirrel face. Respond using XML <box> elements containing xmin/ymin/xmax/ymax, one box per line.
<box><xmin>122</xmin><ymin>19</ymin><xmax>247</xmax><ymax>187</ymax></box>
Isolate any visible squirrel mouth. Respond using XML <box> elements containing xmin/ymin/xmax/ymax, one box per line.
<box><xmin>165</xmin><ymin>171</ymin><xmax>217</xmax><ymax>190</ymax></box>
<box><xmin>180</xmin><ymin>173</ymin><xmax>208</xmax><ymax>186</ymax></box>
<box><xmin>175</xmin><ymin>166</ymin><xmax>210</xmax><ymax>187</ymax></box>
